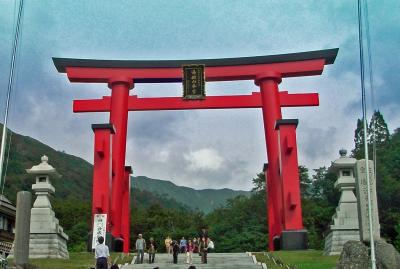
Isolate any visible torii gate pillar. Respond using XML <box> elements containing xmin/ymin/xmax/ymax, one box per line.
<box><xmin>108</xmin><ymin>78</ymin><xmax>134</xmax><ymax>239</ymax></box>
<box><xmin>121</xmin><ymin>166</ymin><xmax>132</xmax><ymax>253</ymax></box>
<box><xmin>275</xmin><ymin>119</ymin><xmax>307</xmax><ymax>249</ymax></box>
<box><xmin>256</xmin><ymin>71</ymin><xmax>284</xmax><ymax>250</ymax></box>
<box><xmin>90</xmin><ymin>123</ymin><xmax>115</xmax><ymax>249</ymax></box>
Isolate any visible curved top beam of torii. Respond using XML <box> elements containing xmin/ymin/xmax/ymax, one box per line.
<box><xmin>52</xmin><ymin>48</ymin><xmax>338</xmax><ymax>83</ymax></box>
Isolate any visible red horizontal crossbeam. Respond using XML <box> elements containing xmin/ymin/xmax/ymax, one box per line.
<box><xmin>73</xmin><ymin>91</ymin><xmax>319</xmax><ymax>113</ymax></box>
<box><xmin>66</xmin><ymin>59</ymin><xmax>326</xmax><ymax>83</ymax></box>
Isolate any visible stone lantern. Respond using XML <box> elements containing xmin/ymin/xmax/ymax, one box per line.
<box><xmin>26</xmin><ymin>155</ymin><xmax>69</xmax><ymax>259</ymax></box>
<box><xmin>27</xmin><ymin>155</ymin><xmax>58</xmax><ymax>209</ymax></box>
<box><xmin>324</xmin><ymin>149</ymin><xmax>360</xmax><ymax>255</ymax></box>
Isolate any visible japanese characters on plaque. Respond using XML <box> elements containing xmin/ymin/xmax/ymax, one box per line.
<box><xmin>92</xmin><ymin>213</ymin><xmax>107</xmax><ymax>249</ymax></box>
<box><xmin>182</xmin><ymin>64</ymin><xmax>205</xmax><ymax>100</ymax></box>
<box><xmin>355</xmin><ymin>160</ymin><xmax>380</xmax><ymax>242</ymax></box>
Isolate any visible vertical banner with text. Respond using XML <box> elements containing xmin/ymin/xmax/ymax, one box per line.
<box><xmin>92</xmin><ymin>213</ymin><xmax>107</xmax><ymax>249</ymax></box>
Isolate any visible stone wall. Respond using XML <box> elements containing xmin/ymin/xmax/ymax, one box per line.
<box><xmin>29</xmin><ymin>233</ymin><xmax>69</xmax><ymax>259</ymax></box>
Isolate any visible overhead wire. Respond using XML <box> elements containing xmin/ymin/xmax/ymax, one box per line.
<box><xmin>364</xmin><ymin>0</ymin><xmax>378</xmax><ymax>178</ymax></box>
<box><xmin>0</xmin><ymin>0</ymin><xmax>25</xmax><ymax>197</ymax></box>
<box><xmin>0</xmin><ymin>0</ymin><xmax>18</xmax><ymax>201</ymax></box>
<box><xmin>357</xmin><ymin>0</ymin><xmax>376</xmax><ymax>268</ymax></box>
<box><xmin>1</xmin><ymin>4</ymin><xmax>24</xmax><ymax>197</ymax></box>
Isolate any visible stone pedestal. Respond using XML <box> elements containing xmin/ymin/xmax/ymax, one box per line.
<box><xmin>324</xmin><ymin>150</ymin><xmax>360</xmax><ymax>255</ymax></box>
<box><xmin>29</xmin><ymin>207</ymin><xmax>69</xmax><ymax>258</ymax></box>
<box><xmin>26</xmin><ymin>156</ymin><xmax>69</xmax><ymax>259</ymax></box>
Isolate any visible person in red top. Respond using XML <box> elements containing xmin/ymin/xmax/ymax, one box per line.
<box><xmin>186</xmin><ymin>239</ymin><xmax>194</xmax><ymax>264</ymax></box>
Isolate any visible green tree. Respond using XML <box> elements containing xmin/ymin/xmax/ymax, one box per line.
<box><xmin>310</xmin><ymin>167</ymin><xmax>339</xmax><ymax>205</ymax></box>
<box><xmin>352</xmin><ymin>110</ymin><xmax>390</xmax><ymax>159</ymax></box>
<box><xmin>300</xmin><ymin>167</ymin><xmax>339</xmax><ymax>249</ymax></box>
<box><xmin>299</xmin><ymin>165</ymin><xmax>312</xmax><ymax>198</ymax></box>
<box><xmin>369</xmin><ymin>110</ymin><xmax>390</xmax><ymax>146</ymax></box>
<box><xmin>352</xmin><ymin>118</ymin><xmax>365</xmax><ymax>159</ymax></box>
<box><xmin>251</xmin><ymin>172</ymin><xmax>266</xmax><ymax>193</ymax></box>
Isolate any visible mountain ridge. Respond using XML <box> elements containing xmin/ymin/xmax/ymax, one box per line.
<box><xmin>132</xmin><ymin>176</ymin><xmax>250</xmax><ymax>213</ymax></box>
<box><xmin>0</xmin><ymin>124</ymin><xmax>249</xmax><ymax>212</ymax></box>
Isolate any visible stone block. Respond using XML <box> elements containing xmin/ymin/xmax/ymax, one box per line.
<box><xmin>337</xmin><ymin>240</ymin><xmax>370</xmax><ymax>269</ymax></box>
<box><xmin>337</xmin><ymin>239</ymin><xmax>400</xmax><ymax>269</ymax></box>
<box><xmin>14</xmin><ymin>191</ymin><xmax>32</xmax><ymax>266</ymax></box>
<box><xmin>29</xmin><ymin>233</ymin><xmax>69</xmax><ymax>259</ymax></box>
<box><xmin>280</xmin><ymin>230</ymin><xmax>308</xmax><ymax>250</ymax></box>
<box><xmin>355</xmin><ymin>159</ymin><xmax>380</xmax><ymax>242</ymax></box>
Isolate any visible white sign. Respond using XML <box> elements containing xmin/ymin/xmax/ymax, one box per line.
<box><xmin>92</xmin><ymin>214</ymin><xmax>107</xmax><ymax>249</ymax></box>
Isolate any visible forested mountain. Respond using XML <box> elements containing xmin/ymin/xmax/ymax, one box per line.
<box><xmin>0</xmin><ymin>124</ymin><xmax>93</xmax><ymax>203</ymax></box>
<box><xmin>0</xmin><ymin>124</ymin><xmax>249</xmax><ymax>250</ymax></box>
<box><xmin>132</xmin><ymin>176</ymin><xmax>249</xmax><ymax>213</ymax></box>
<box><xmin>0</xmin><ymin>124</ymin><xmax>246</xmax><ymax>212</ymax></box>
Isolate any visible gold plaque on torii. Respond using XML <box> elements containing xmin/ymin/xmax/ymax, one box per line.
<box><xmin>182</xmin><ymin>64</ymin><xmax>205</xmax><ymax>100</ymax></box>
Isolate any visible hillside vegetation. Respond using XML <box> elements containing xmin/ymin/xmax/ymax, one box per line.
<box><xmin>0</xmin><ymin>124</ymin><xmax>248</xmax><ymax>251</ymax></box>
<box><xmin>133</xmin><ymin>176</ymin><xmax>249</xmax><ymax>213</ymax></box>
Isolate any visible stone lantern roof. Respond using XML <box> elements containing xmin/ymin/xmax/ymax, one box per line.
<box><xmin>26</xmin><ymin>155</ymin><xmax>61</xmax><ymax>177</ymax></box>
<box><xmin>331</xmin><ymin>149</ymin><xmax>357</xmax><ymax>170</ymax></box>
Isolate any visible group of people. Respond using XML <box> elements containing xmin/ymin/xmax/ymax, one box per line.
<box><xmin>135</xmin><ymin>233</ymin><xmax>158</xmax><ymax>264</ymax></box>
<box><xmin>93</xmin><ymin>229</ymin><xmax>214</xmax><ymax>268</ymax></box>
<box><xmin>164</xmin><ymin>228</ymin><xmax>214</xmax><ymax>264</ymax></box>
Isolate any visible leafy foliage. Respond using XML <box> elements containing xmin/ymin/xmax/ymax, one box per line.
<box><xmin>352</xmin><ymin>110</ymin><xmax>390</xmax><ymax>159</ymax></box>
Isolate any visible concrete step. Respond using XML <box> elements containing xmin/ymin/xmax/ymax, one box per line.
<box><xmin>121</xmin><ymin>253</ymin><xmax>263</xmax><ymax>269</ymax></box>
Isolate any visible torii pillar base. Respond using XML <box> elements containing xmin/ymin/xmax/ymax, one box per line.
<box><xmin>280</xmin><ymin>230</ymin><xmax>308</xmax><ymax>250</ymax></box>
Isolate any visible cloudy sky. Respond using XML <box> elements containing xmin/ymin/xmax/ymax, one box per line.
<box><xmin>0</xmin><ymin>0</ymin><xmax>399</xmax><ymax>191</ymax></box>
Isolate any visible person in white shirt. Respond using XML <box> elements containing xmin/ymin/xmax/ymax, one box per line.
<box><xmin>207</xmin><ymin>238</ymin><xmax>214</xmax><ymax>253</ymax></box>
<box><xmin>135</xmin><ymin>233</ymin><xmax>146</xmax><ymax>264</ymax></box>
<box><xmin>95</xmin><ymin>236</ymin><xmax>110</xmax><ymax>269</ymax></box>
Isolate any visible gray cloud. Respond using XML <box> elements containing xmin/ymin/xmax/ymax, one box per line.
<box><xmin>0</xmin><ymin>0</ymin><xmax>399</xmax><ymax>191</ymax></box>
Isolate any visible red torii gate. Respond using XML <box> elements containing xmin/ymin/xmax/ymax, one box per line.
<box><xmin>53</xmin><ymin>48</ymin><xmax>338</xmax><ymax>252</ymax></box>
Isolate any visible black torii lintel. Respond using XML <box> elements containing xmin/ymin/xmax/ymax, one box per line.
<box><xmin>52</xmin><ymin>48</ymin><xmax>339</xmax><ymax>73</ymax></box>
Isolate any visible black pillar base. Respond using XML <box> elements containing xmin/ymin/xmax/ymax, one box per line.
<box><xmin>112</xmin><ymin>237</ymin><xmax>124</xmax><ymax>252</ymax></box>
<box><xmin>280</xmin><ymin>229</ymin><xmax>308</xmax><ymax>250</ymax></box>
<box><xmin>87</xmin><ymin>232</ymin><xmax>114</xmax><ymax>252</ymax></box>
<box><xmin>273</xmin><ymin>236</ymin><xmax>281</xmax><ymax>251</ymax></box>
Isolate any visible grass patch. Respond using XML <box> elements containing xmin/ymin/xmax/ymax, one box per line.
<box><xmin>8</xmin><ymin>252</ymin><xmax>134</xmax><ymax>269</ymax></box>
<box><xmin>254</xmin><ymin>250</ymin><xmax>339</xmax><ymax>269</ymax></box>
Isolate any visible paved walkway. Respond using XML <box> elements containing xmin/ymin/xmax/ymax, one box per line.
<box><xmin>120</xmin><ymin>253</ymin><xmax>263</xmax><ymax>269</ymax></box>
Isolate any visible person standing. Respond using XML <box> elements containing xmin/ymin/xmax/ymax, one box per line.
<box><xmin>199</xmin><ymin>237</ymin><xmax>208</xmax><ymax>264</ymax></box>
<box><xmin>172</xmin><ymin>240</ymin><xmax>180</xmax><ymax>264</ymax></box>
<box><xmin>180</xmin><ymin>237</ymin><xmax>187</xmax><ymax>253</ymax></box>
<box><xmin>135</xmin><ymin>234</ymin><xmax>146</xmax><ymax>264</ymax></box>
<box><xmin>186</xmin><ymin>239</ymin><xmax>194</xmax><ymax>264</ymax></box>
<box><xmin>165</xmin><ymin>236</ymin><xmax>172</xmax><ymax>253</ymax></box>
<box><xmin>94</xmin><ymin>236</ymin><xmax>110</xmax><ymax>269</ymax></box>
<box><xmin>148</xmin><ymin>237</ymin><xmax>157</xmax><ymax>263</ymax></box>
<box><xmin>207</xmin><ymin>238</ymin><xmax>214</xmax><ymax>253</ymax></box>
<box><xmin>198</xmin><ymin>227</ymin><xmax>208</xmax><ymax>241</ymax></box>
<box><xmin>193</xmin><ymin>237</ymin><xmax>199</xmax><ymax>254</ymax></box>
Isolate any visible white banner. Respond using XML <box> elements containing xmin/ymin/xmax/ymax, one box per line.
<box><xmin>92</xmin><ymin>214</ymin><xmax>107</xmax><ymax>249</ymax></box>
